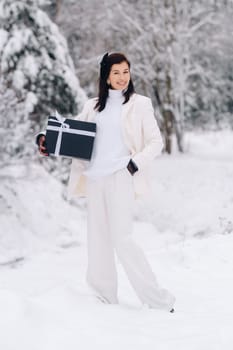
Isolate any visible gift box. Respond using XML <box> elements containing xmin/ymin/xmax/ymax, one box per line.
<box><xmin>45</xmin><ymin>112</ymin><xmax>96</xmax><ymax>160</ymax></box>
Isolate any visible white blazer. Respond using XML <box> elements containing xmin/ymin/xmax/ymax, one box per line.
<box><xmin>67</xmin><ymin>93</ymin><xmax>163</xmax><ymax>198</ymax></box>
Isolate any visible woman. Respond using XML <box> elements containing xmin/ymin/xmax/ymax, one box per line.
<box><xmin>38</xmin><ymin>52</ymin><xmax>175</xmax><ymax>312</ymax></box>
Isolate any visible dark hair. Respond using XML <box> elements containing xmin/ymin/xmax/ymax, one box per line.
<box><xmin>94</xmin><ymin>52</ymin><xmax>135</xmax><ymax>112</ymax></box>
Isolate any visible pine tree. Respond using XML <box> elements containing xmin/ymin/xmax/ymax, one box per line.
<box><xmin>0</xmin><ymin>0</ymin><xmax>86</xmax><ymax>164</ymax></box>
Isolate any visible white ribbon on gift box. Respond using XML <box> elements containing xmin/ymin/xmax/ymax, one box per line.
<box><xmin>47</xmin><ymin>111</ymin><xmax>96</xmax><ymax>156</ymax></box>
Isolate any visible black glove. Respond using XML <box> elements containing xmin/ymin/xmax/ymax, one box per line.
<box><xmin>127</xmin><ymin>159</ymin><xmax>138</xmax><ymax>176</ymax></box>
<box><xmin>36</xmin><ymin>133</ymin><xmax>45</xmax><ymax>146</ymax></box>
<box><xmin>36</xmin><ymin>134</ymin><xmax>49</xmax><ymax>155</ymax></box>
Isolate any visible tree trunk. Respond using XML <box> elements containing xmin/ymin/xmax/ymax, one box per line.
<box><xmin>162</xmin><ymin>73</ymin><xmax>174</xmax><ymax>154</ymax></box>
<box><xmin>163</xmin><ymin>109</ymin><xmax>173</xmax><ymax>154</ymax></box>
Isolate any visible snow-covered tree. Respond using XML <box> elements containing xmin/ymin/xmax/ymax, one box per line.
<box><xmin>55</xmin><ymin>0</ymin><xmax>110</xmax><ymax>97</ymax></box>
<box><xmin>0</xmin><ymin>0</ymin><xmax>86</xmax><ymax>164</ymax></box>
<box><xmin>102</xmin><ymin>0</ymin><xmax>233</xmax><ymax>152</ymax></box>
<box><xmin>48</xmin><ymin>0</ymin><xmax>233</xmax><ymax>152</ymax></box>
<box><xmin>186</xmin><ymin>0</ymin><xmax>233</xmax><ymax>128</ymax></box>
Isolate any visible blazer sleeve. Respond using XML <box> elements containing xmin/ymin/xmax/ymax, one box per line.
<box><xmin>74</xmin><ymin>98</ymin><xmax>96</xmax><ymax>121</ymax></box>
<box><xmin>132</xmin><ymin>98</ymin><xmax>163</xmax><ymax>170</ymax></box>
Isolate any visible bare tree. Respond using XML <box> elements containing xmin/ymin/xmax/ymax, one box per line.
<box><xmin>55</xmin><ymin>0</ymin><xmax>233</xmax><ymax>152</ymax></box>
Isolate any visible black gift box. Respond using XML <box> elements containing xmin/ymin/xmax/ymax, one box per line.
<box><xmin>45</xmin><ymin>114</ymin><xmax>96</xmax><ymax>160</ymax></box>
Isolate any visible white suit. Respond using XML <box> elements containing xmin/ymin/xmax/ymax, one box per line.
<box><xmin>68</xmin><ymin>93</ymin><xmax>175</xmax><ymax>310</ymax></box>
<box><xmin>67</xmin><ymin>93</ymin><xmax>163</xmax><ymax>198</ymax></box>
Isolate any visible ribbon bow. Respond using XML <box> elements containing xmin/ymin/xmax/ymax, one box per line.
<box><xmin>100</xmin><ymin>52</ymin><xmax>109</xmax><ymax>67</ymax></box>
<box><xmin>55</xmin><ymin>110</ymin><xmax>69</xmax><ymax>128</ymax></box>
<box><xmin>100</xmin><ymin>52</ymin><xmax>109</xmax><ymax>79</ymax></box>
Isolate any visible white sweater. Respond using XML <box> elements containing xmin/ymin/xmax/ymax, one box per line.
<box><xmin>84</xmin><ymin>89</ymin><xmax>130</xmax><ymax>178</ymax></box>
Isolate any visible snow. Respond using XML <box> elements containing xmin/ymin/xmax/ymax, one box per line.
<box><xmin>0</xmin><ymin>28</ymin><xmax>8</xmax><ymax>53</ymax></box>
<box><xmin>0</xmin><ymin>130</ymin><xmax>233</xmax><ymax>350</ymax></box>
<box><xmin>12</xmin><ymin>69</ymin><xmax>25</xmax><ymax>90</ymax></box>
<box><xmin>25</xmin><ymin>91</ymin><xmax>38</xmax><ymax>114</ymax></box>
<box><xmin>2</xmin><ymin>28</ymin><xmax>31</xmax><ymax>70</ymax></box>
<box><xmin>24</xmin><ymin>54</ymin><xmax>40</xmax><ymax>78</ymax></box>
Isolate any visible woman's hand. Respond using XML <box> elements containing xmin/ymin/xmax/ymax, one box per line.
<box><xmin>38</xmin><ymin>135</ymin><xmax>49</xmax><ymax>156</ymax></box>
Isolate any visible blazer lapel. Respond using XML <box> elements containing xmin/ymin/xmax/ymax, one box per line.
<box><xmin>121</xmin><ymin>93</ymin><xmax>137</xmax><ymax>150</ymax></box>
<box><xmin>122</xmin><ymin>93</ymin><xmax>136</xmax><ymax>121</ymax></box>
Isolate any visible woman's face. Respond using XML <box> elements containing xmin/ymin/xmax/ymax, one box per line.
<box><xmin>107</xmin><ymin>61</ymin><xmax>130</xmax><ymax>90</ymax></box>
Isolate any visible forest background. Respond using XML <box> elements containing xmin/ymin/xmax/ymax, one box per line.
<box><xmin>0</xmin><ymin>0</ymin><xmax>232</xmax><ymax>182</ymax></box>
<box><xmin>1</xmin><ymin>2</ymin><xmax>233</xmax><ymax>348</ymax></box>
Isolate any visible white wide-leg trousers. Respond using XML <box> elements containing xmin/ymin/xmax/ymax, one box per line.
<box><xmin>86</xmin><ymin>168</ymin><xmax>175</xmax><ymax>310</ymax></box>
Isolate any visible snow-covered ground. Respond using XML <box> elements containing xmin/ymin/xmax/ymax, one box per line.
<box><xmin>0</xmin><ymin>130</ymin><xmax>233</xmax><ymax>350</ymax></box>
